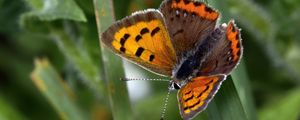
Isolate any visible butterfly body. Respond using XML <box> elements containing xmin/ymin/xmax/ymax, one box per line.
<box><xmin>101</xmin><ymin>0</ymin><xmax>243</xmax><ymax>119</ymax></box>
<box><xmin>171</xmin><ymin>23</ymin><xmax>230</xmax><ymax>85</ymax></box>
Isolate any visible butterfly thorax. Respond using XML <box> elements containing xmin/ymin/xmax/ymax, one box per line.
<box><xmin>170</xmin><ymin>53</ymin><xmax>205</xmax><ymax>90</ymax></box>
<box><xmin>170</xmin><ymin>25</ymin><xmax>227</xmax><ymax>90</ymax></box>
<box><xmin>169</xmin><ymin>48</ymin><xmax>208</xmax><ymax>90</ymax></box>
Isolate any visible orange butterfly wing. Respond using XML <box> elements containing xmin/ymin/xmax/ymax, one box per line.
<box><xmin>199</xmin><ymin>20</ymin><xmax>243</xmax><ymax>76</ymax></box>
<box><xmin>177</xmin><ymin>75</ymin><xmax>226</xmax><ymax>120</ymax></box>
<box><xmin>160</xmin><ymin>0</ymin><xmax>220</xmax><ymax>56</ymax></box>
<box><xmin>101</xmin><ymin>10</ymin><xmax>177</xmax><ymax>76</ymax></box>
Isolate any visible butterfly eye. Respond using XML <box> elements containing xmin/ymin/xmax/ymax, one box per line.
<box><xmin>173</xmin><ymin>82</ymin><xmax>181</xmax><ymax>90</ymax></box>
<box><xmin>168</xmin><ymin>81</ymin><xmax>181</xmax><ymax>90</ymax></box>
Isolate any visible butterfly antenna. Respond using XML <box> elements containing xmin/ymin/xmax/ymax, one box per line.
<box><xmin>120</xmin><ymin>78</ymin><xmax>170</xmax><ymax>82</ymax></box>
<box><xmin>160</xmin><ymin>88</ymin><xmax>172</xmax><ymax>120</ymax></box>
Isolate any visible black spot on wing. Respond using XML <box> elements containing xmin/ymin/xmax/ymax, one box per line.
<box><xmin>205</xmin><ymin>79</ymin><xmax>214</xmax><ymax>85</ymax></box>
<box><xmin>124</xmin><ymin>34</ymin><xmax>130</xmax><ymax>40</ymax></box>
<box><xmin>135</xmin><ymin>35</ymin><xmax>142</xmax><ymax>42</ymax></box>
<box><xmin>204</xmin><ymin>6</ymin><xmax>214</xmax><ymax>13</ymax></box>
<box><xmin>193</xmin><ymin>2</ymin><xmax>202</xmax><ymax>6</ymax></box>
<box><xmin>196</xmin><ymin>86</ymin><xmax>209</xmax><ymax>98</ymax></box>
<box><xmin>235</xmin><ymin>34</ymin><xmax>240</xmax><ymax>41</ymax></box>
<box><xmin>189</xmin><ymin>99</ymin><xmax>201</xmax><ymax>109</ymax></box>
<box><xmin>151</xmin><ymin>27</ymin><xmax>161</xmax><ymax>36</ymax></box>
<box><xmin>135</xmin><ymin>47</ymin><xmax>145</xmax><ymax>57</ymax></box>
<box><xmin>196</xmin><ymin>92</ymin><xmax>203</xmax><ymax>98</ymax></box>
<box><xmin>120</xmin><ymin>47</ymin><xmax>126</xmax><ymax>53</ymax></box>
<box><xmin>149</xmin><ymin>55</ymin><xmax>155</xmax><ymax>62</ymax></box>
<box><xmin>185</xmin><ymin>90</ymin><xmax>192</xmax><ymax>95</ymax></box>
<box><xmin>120</xmin><ymin>38</ymin><xmax>126</xmax><ymax>46</ymax></box>
<box><xmin>184</xmin><ymin>94</ymin><xmax>194</xmax><ymax>102</ymax></box>
<box><xmin>140</xmin><ymin>28</ymin><xmax>150</xmax><ymax>35</ymax></box>
<box><xmin>231</xmin><ymin>26</ymin><xmax>236</xmax><ymax>32</ymax></box>
<box><xmin>183</xmin><ymin>106</ymin><xmax>189</xmax><ymax>111</ymax></box>
<box><xmin>203</xmin><ymin>86</ymin><xmax>209</xmax><ymax>93</ymax></box>
<box><xmin>120</xmin><ymin>34</ymin><xmax>130</xmax><ymax>46</ymax></box>
<box><xmin>227</xmin><ymin>41</ymin><xmax>232</xmax><ymax>47</ymax></box>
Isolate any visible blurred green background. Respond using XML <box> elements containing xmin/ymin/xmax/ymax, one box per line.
<box><xmin>0</xmin><ymin>0</ymin><xmax>300</xmax><ymax>120</ymax></box>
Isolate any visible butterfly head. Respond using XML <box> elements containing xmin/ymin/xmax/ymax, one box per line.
<box><xmin>169</xmin><ymin>72</ymin><xmax>192</xmax><ymax>91</ymax></box>
<box><xmin>168</xmin><ymin>80</ymin><xmax>183</xmax><ymax>91</ymax></box>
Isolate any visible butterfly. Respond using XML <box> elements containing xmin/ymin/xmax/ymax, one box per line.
<box><xmin>100</xmin><ymin>0</ymin><xmax>243</xmax><ymax>119</ymax></box>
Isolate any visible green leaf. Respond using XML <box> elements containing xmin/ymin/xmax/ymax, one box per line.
<box><xmin>93</xmin><ymin>0</ymin><xmax>133</xmax><ymax>119</ymax></box>
<box><xmin>206</xmin><ymin>77</ymin><xmax>248</xmax><ymax>120</ymax></box>
<box><xmin>31</xmin><ymin>58</ymin><xmax>87</xmax><ymax>120</ymax></box>
<box><xmin>259</xmin><ymin>89</ymin><xmax>300</xmax><ymax>120</ymax></box>
<box><xmin>22</xmin><ymin>0</ymin><xmax>87</xmax><ymax>22</ymax></box>
<box><xmin>231</xmin><ymin>61</ymin><xmax>257</xmax><ymax>120</ymax></box>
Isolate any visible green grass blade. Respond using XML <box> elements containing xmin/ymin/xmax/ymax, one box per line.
<box><xmin>231</xmin><ymin>61</ymin><xmax>257</xmax><ymax>120</ymax></box>
<box><xmin>50</xmin><ymin>29</ymin><xmax>104</xmax><ymax>96</ymax></box>
<box><xmin>206</xmin><ymin>77</ymin><xmax>248</xmax><ymax>120</ymax></box>
<box><xmin>259</xmin><ymin>89</ymin><xmax>300</xmax><ymax>120</ymax></box>
<box><xmin>93</xmin><ymin>0</ymin><xmax>134</xmax><ymax>120</ymax></box>
<box><xmin>31</xmin><ymin>58</ymin><xmax>87</xmax><ymax>120</ymax></box>
<box><xmin>21</xmin><ymin>0</ymin><xmax>104</xmax><ymax>96</ymax></box>
<box><xmin>0</xmin><ymin>96</ymin><xmax>24</xmax><ymax>120</ymax></box>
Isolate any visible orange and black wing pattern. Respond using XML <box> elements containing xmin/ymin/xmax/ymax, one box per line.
<box><xmin>101</xmin><ymin>10</ymin><xmax>177</xmax><ymax>76</ymax></box>
<box><xmin>160</xmin><ymin>0</ymin><xmax>219</xmax><ymax>56</ymax></box>
<box><xmin>177</xmin><ymin>75</ymin><xmax>226</xmax><ymax>120</ymax></box>
<box><xmin>199</xmin><ymin>20</ymin><xmax>243</xmax><ymax>76</ymax></box>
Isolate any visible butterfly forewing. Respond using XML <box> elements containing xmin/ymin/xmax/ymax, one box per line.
<box><xmin>101</xmin><ymin>10</ymin><xmax>177</xmax><ymax>76</ymax></box>
<box><xmin>178</xmin><ymin>75</ymin><xmax>226</xmax><ymax>120</ymax></box>
<box><xmin>160</xmin><ymin>0</ymin><xmax>219</xmax><ymax>57</ymax></box>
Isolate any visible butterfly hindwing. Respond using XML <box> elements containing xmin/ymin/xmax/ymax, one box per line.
<box><xmin>160</xmin><ymin>0</ymin><xmax>219</xmax><ymax>57</ymax></box>
<box><xmin>198</xmin><ymin>20</ymin><xmax>243</xmax><ymax>76</ymax></box>
<box><xmin>178</xmin><ymin>75</ymin><xmax>226</xmax><ymax>120</ymax></box>
<box><xmin>101</xmin><ymin>10</ymin><xmax>177</xmax><ymax>76</ymax></box>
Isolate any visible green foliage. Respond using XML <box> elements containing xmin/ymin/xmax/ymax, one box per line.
<box><xmin>22</xmin><ymin>0</ymin><xmax>86</xmax><ymax>22</ymax></box>
<box><xmin>94</xmin><ymin>0</ymin><xmax>133</xmax><ymax>119</ymax></box>
<box><xmin>0</xmin><ymin>96</ymin><xmax>24</xmax><ymax>120</ymax></box>
<box><xmin>0</xmin><ymin>0</ymin><xmax>299</xmax><ymax>120</ymax></box>
<box><xmin>31</xmin><ymin>58</ymin><xmax>87</xmax><ymax>120</ymax></box>
<box><xmin>259</xmin><ymin>89</ymin><xmax>300</xmax><ymax>120</ymax></box>
<box><xmin>206</xmin><ymin>77</ymin><xmax>248</xmax><ymax>120</ymax></box>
